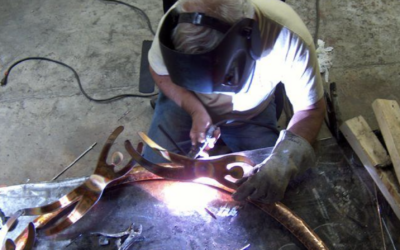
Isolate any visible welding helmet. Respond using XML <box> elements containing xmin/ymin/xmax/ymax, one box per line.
<box><xmin>159</xmin><ymin>9</ymin><xmax>262</xmax><ymax>94</ymax></box>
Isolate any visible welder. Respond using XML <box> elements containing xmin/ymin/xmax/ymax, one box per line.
<box><xmin>143</xmin><ymin>0</ymin><xmax>326</xmax><ymax>204</ymax></box>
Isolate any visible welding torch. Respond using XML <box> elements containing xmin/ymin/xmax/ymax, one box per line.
<box><xmin>187</xmin><ymin>124</ymin><xmax>218</xmax><ymax>159</ymax></box>
<box><xmin>185</xmin><ymin>117</ymin><xmax>280</xmax><ymax>159</ymax></box>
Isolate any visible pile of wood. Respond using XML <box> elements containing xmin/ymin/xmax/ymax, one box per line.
<box><xmin>340</xmin><ymin>99</ymin><xmax>400</xmax><ymax>220</ymax></box>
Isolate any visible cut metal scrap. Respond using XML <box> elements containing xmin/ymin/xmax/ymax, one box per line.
<box><xmin>117</xmin><ymin>224</ymin><xmax>143</xmax><ymax>250</ymax></box>
<box><xmin>91</xmin><ymin>223</ymin><xmax>143</xmax><ymax>250</ymax></box>
<box><xmin>91</xmin><ymin>223</ymin><xmax>137</xmax><ymax>238</ymax></box>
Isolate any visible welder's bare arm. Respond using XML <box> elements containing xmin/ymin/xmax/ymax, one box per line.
<box><xmin>287</xmin><ymin>97</ymin><xmax>326</xmax><ymax>144</ymax></box>
<box><xmin>150</xmin><ymin>66</ymin><xmax>212</xmax><ymax>144</ymax></box>
<box><xmin>150</xmin><ymin>66</ymin><xmax>204</xmax><ymax>112</ymax></box>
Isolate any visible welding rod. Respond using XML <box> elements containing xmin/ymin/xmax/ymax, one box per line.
<box><xmin>374</xmin><ymin>185</ymin><xmax>387</xmax><ymax>250</ymax></box>
<box><xmin>381</xmin><ymin>218</ymin><xmax>397</xmax><ymax>250</ymax></box>
<box><xmin>238</xmin><ymin>243</ymin><xmax>251</xmax><ymax>250</ymax></box>
<box><xmin>51</xmin><ymin>142</ymin><xmax>97</xmax><ymax>181</ymax></box>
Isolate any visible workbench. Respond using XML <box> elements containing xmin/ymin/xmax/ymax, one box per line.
<box><xmin>1</xmin><ymin>138</ymin><xmax>399</xmax><ymax>249</ymax></box>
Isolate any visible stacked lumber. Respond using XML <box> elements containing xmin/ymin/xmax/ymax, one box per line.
<box><xmin>340</xmin><ymin>99</ymin><xmax>400</xmax><ymax>220</ymax></box>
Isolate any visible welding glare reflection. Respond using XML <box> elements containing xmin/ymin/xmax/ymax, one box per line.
<box><xmin>163</xmin><ymin>181</ymin><xmax>218</xmax><ymax>215</ymax></box>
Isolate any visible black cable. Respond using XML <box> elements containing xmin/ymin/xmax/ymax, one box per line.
<box><xmin>102</xmin><ymin>0</ymin><xmax>156</xmax><ymax>36</ymax></box>
<box><xmin>1</xmin><ymin>57</ymin><xmax>158</xmax><ymax>103</ymax></box>
<box><xmin>158</xmin><ymin>124</ymin><xmax>186</xmax><ymax>155</ymax></box>
<box><xmin>214</xmin><ymin>118</ymin><xmax>280</xmax><ymax>135</ymax></box>
<box><xmin>156</xmin><ymin>117</ymin><xmax>280</xmax><ymax>156</ymax></box>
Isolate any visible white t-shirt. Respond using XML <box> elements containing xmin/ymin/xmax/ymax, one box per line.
<box><xmin>148</xmin><ymin>0</ymin><xmax>324</xmax><ymax>122</ymax></box>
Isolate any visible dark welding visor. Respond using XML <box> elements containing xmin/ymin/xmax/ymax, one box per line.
<box><xmin>159</xmin><ymin>9</ymin><xmax>262</xmax><ymax>94</ymax></box>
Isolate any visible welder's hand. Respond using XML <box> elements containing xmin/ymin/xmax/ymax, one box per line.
<box><xmin>232</xmin><ymin>130</ymin><xmax>316</xmax><ymax>204</ymax></box>
<box><xmin>190</xmin><ymin>111</ymin><xmax>220</xmax><ymax>150</ymax></box>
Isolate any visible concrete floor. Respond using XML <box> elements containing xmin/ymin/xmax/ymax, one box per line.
<box><xmin>0</xmin><ymin>0</ymin><xmax>399</xmax><ymax>186</ymax></box>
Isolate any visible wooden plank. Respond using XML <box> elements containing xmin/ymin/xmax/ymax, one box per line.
<box><xmin>340</xmin><ymin>116</ymin><xmax>390</xmax><ymax>167</ymax></box>
<box><xmin>372</xmin><ymin>99</ymin><xmax>400</xmax><ymax>182</ymax></box>
<box><xmin>340</xmin><ymin>116</ymin><xmax>400</xmax><ymax>220</ymax></box>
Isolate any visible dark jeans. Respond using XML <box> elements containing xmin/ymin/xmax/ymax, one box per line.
<box><xmin>143</xmin><ymin>92</ymin><xmax>279</xmax><ymax>163</ymax></box>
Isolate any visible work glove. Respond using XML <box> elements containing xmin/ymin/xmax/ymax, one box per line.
<box><xmin>232</xmin><ymin>130</ymin><xmax>316</xmax><ymax>203</ymax></box>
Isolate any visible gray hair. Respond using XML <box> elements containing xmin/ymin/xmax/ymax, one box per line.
<box><xmin>172</xmin><ymin>0</ymin><xmax>254</xmax><ymax>53</ymax></box>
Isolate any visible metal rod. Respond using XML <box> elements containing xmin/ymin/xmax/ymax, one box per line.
<box><xmin>381</xmin><ymin>217</ymin><xmax>397</xmax><ymax>250</ymax></box>
<box><xmin>238</xmin><ymin>243</ymin><xmax>251</xmax><ymax>250</ymax></box>
<box><xmin>374</xmin><ymin>184</ymin><xmax>387</xmax><ymax>250</ymax></box>
<box><xmin>51</xmin><ymin>142</ymin><xmax>97</xmax><ymax>181</ymax></box>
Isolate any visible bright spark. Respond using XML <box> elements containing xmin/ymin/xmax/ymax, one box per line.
<box><xmin>162</xmin><ymin>181</ymin><xmax>218</xmax><ymax>215</ymax></box>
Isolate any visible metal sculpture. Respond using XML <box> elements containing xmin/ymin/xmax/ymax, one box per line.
<box><xmin>1</xmin><ymin>126</ymin><xmax>329</xmax><ymax>250</ymax></box>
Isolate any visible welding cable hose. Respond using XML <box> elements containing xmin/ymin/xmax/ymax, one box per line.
<box><xmin>158</xmin><ymin>118</ymin><xmax>280</xmax><ymax>157</ymax></box>
<box><xmin>213</xmin><ymin>118</ymin><xmax>280</xmax><ymax>135</ymax></box>
<box><xmin>1</xmin><ymin>57</ymin><xmax>158</xmax><ymax>103</ymax></box>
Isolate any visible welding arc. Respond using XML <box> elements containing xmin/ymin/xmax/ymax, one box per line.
<box><xmin>1</xmin><ymin>57</ymin><xmax>158</xmax><ymax>102</ymax></box>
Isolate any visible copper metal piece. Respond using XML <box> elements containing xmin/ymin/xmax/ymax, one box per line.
<box><xmin>125</xmin><ymin>132</ymin><xmax>255</xmax><ymax>189</ymax></box>
<box><xmin>12</xmin><ymin>202</ymin><xmax>76</xmax><ymax>250</ymax></box>
<box><xmin>5</xmin><ymin>126</ymin><xmax>135</xmax><ymax>250</ymax></box>
<box><xmin>6</xmin><ymin>223</ymin><xmax>35</xmax><ymax>250</ymax></box>
<box><xmin>19</xmin><ymin>126</ymin><xmax>133</xmax><ymax>235</ymax></box>
<box><xmin>0</xmin><ymin>211</ymin><xmax>23</xmax><ymax>250</ymax></box>
<box><xmin>250</xmin><ymin>200</ymin><xmax>329</xmax><ymax>250</ymax></box>
<box><xmin>0</xmin><ymin>214</ymin><xmax>36</xmax><ymax>250</ymax></box>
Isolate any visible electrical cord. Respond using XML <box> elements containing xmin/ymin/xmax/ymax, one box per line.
<box><xmin>1</xmin><ymin>1</ymin><xmax>158</xmax><ymax>102</ymax></box>
<box><xmin>158</xmin><ymin>124</ymin><xmax>187</xmax><ymax>155</ymax></box>
<box><xmin>1</xmin><ymin>57</ymin><xmax>158</xmax><ymax>103</ymax></box>
<box><xmin>102</xmin><ymin>0</ymin><xmax>155</xmax><ymax>36</ymax></box>
<box><xmin>214</xmin><ymin>118</ymin><xmax>280</xmax><ymax>135</ymax></box>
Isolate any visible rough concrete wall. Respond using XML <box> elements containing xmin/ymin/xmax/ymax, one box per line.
<box><xmin>289</xmin><ymin>0</ymin><xmax>400</xmax><ymax>129</ymax></box>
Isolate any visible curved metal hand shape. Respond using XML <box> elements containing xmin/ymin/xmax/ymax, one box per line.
<box><xmin>0</xmin><ymin>207</ymin><xmax>37</xmax><ymax>250</ymax></box>
<box><xmin>2</xmin><ymin>126</ymin><xmax>135</xmax><ymax>250</ymax></box>
<box><xmin>125</xmin><ymin>132</ymin><xmax>255</xmax><ymax>189</ymax></box>
<box><xmin>23</xmin><ymin>126</ymin><xmax>133</xmax><ymax>235</ymax></box>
